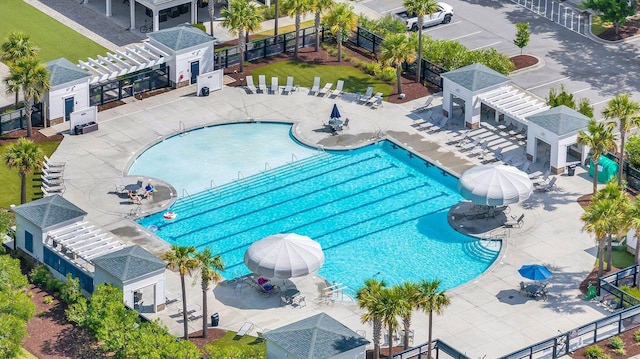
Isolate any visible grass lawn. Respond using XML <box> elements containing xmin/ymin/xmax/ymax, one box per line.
<box><xmin>0</xmin><ymin>0</ymin><xmax>108</xmax><ymax>62</ymax></box>
<box><xmin>591</xmin><ymin>15</ymin><xmax>611</xmax><ymax>36</ymax></box>
<box><xmin>251</xmin><ymin>61</ymin><xmax>394</xmax><ymax>96</ymax></box>
<box><xmin>596</xmin><ymin>247</ymin><xmax>636</xmax><ymax>269</ymax></box>
<box><xmin>205</xmin><ymin>331</ymin><xmax>266</xmax><ymax>357</ymax></box>
<box><xmin>255</xmin><ymin>20</ymin><xmax>315</xmax><ymax>37</ymax></box>
<box><xmin>0</xmin><ymin>141</ymin><xmax>61</xmax><ymax>209</ymax></box>
<box><xmin>17</xmin><ymin>347</ymin><xmax>38</xmax><ymax>359</ymax></box>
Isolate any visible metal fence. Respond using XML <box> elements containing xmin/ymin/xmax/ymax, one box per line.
<box><xmin>392</xmin><ymin>339</ymin><xmax>471</xmax><ymax>359</ymax></box>
<box><xmin>603</xmin><ymin>152</ymin><xmax>640</xmax><ymax>192</ymax></box>
<box><xmin>89</xmin><ymin>65</ymin><xmax>170</xmax><ymax>107</ymax></box>
<box><xmin>350</xmin><ymin>26</ymin><xmax>384</xmax><ymax>55</ymax></box>
<box><xmin>0</xmin><ymin>103</ymin><xmax>44</xmax><ymax>134</ymax></box>
<box><xmin>510</xmin><ymin>0</ymin><xmax>591</xmax><ymax>37</ymax></box>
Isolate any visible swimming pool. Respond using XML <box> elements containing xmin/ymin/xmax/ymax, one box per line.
<box><xmin>134</xmin><ymin>123</ymin><xmax>500</xmax><ymax>291</ymax></box>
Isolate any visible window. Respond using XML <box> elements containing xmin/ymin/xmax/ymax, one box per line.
<box><xmin>25</xmin><ymin>231</ymin><xmax>33</xmax><ymax>253</ymax></box>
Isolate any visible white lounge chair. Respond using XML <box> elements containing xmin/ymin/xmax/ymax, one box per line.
<box><xmin>310</xmin><ymin>77</ymin><xmax>320</xmax><ymax>94</ymax></box>
<box><xmin>359</xmin><ymin>87</ymin><xmax>373</xmax><ymax>103</ymax></box>
<box><xmin>504</xmin><ymin>213</ymin><xmax>525</xmax><ymax>228</ymax></box>
<box><xmin>245</xmin><ymin>76</ymin><xmax>257</xmax><ymax>93</ymax></box>
<box><xmin>429</xmin><ymin>117</ymin><xmax>449</xmax><ymax>132</ymax></box>
<box><xmin>529</xmin><ymin>169</ymin><xmax>550</xmax><ymax>180</ymax></box>
<box><xmin>165</xmin><ymin>292</ymin><xmax>181</xmax><ymax>304</ymax></box>
<box><xmin>44</xmin><ymin>155</ymin><xmax>65</xmax><ymax>168</ymax></box>
<box><xmin>331</xmin><ymin>80</ymin><xmax>344</xmax><ymax>97</ymax></box>
<box><xmin>318</xmin><ymin>83</ymin><xmax>333</xmax><ymax>96</ymax></box>
<box><xmin>461</xmin><ymin>136</ymin><xmax>480</xmax><ymax>151</ymax></box>
<box><xmin>270</xmin><ymin>77</ymin><xmax>279</xmax><ymax>94</ymax></box>
<box><xmin>412</xmin><ymin>97</ymin><xmax>433</xmax><ymax>112</ymax></box>
<box><xmin>43</xmin><ymin>182</ymin><xmax>66</xmax><ymax>192</ymax></box>
<box><xmin>43</xmin><ymin>161</ymin><xmax>64</xmax><ymax>173</ymax></box>
<box><xmin>372</xmin><ymin>97</ymin><xmax>383</xmax><ymax>109</ymax></box>
<box><xmin>42</xmin><ymin>185</ymin><xmax>65</xmax><ymax>197</ymax></box>
<box><xmin>42</xmin><ymin>168</ymin><xmax>63</xmax><ymax>179</ymax></box>
<box><xmin>283</xmin><ymin>76</ymin><xmax>294</xmax><ymax>94</ymax></box>
<box><xmin>41</xmin><ymin>174</ymin><xmax>63</xmax><ymax>187</ymax></box>
<box><xmin>237</xmin><ymin>322</ymin><xmax>254</xmax><ymax>337</ymax></box>
<box><xmin>258</xmin><ymin>75</ymin><xmax>268</xmax><ymax>93</ymax></box>
<box><xmin>535</xmin><ymin>177</ymin><xmax>557</xmax><ymax>192</ymax></box>
<box><xmin>368</xmin><ymin>92</ymin><xmax>382</xmax><ymax>105</ymax></box>
<box><xmin>189</xmin><ymin>310</ymin><xmax>203</xmax><ymax>321</ymax></box>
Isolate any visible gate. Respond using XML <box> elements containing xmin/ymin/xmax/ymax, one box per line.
<box><xmin>510</xmin><ymin>0</ymin><xmax>591</xmax><ymax>37</ymax></box>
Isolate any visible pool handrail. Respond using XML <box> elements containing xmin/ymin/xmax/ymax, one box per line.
<box><xmin>210</xmin><ymin>179</ymin><xmax>221</xmax><ymax>197</ymax></box>
<box><xmin>182</xmin><ymin>188</ymin><xmax>193</xmax><ymax>206</ymax></box>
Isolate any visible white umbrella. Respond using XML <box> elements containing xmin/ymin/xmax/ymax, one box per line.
<box><xmin>457</xmin><ymin>164</ymin><xmax>533</xmax><ymax>206</ymax></box>
<box><xmin>244</xmin><ymin>233</ymin><xmax>325</xmax><ymax>278</ymax></box>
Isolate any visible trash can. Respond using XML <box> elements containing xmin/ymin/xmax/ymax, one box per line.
<box><xmin>201</xmin><ymin>87</ymin><xmax>210</xmax><ymax>97</ymax></box>
<box><xmin>567</xmin><ymin>164</ymin><xmax>577</xmax><ymax>176</ymax></box>
<box><xmin>210</xmin><ymin>313</ymin><xmax>219</xmax><ymax>327</ymax></box>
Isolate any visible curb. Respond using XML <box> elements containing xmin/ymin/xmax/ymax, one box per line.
<box><xmin>510</xmin><ymin>55</ymin><xmax>545</xmax><ymax>75</ymax></box>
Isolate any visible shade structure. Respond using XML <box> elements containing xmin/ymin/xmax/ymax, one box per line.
<box><xmin>244</xmin><ymin>233</ymin><xmax>325</xmax><ymax>278</ymax></box>
<box><xmin>330</xmin><ymin>104</ymin><xmax>341</xmax><ymax>119</ymax></box>
<box><xmin>518</xmin><ymin>264</ymin><xmax>552</xmax><ymax>281</ymax></box>
<box><xmin>457</xmin><ymin>164</ymin><xmax>533</xmax><ymax>206</ymax></box>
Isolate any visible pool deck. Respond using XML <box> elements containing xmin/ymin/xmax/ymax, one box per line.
<box><xmin>46</xmin><ymin>85</ymin><xmax>605</xmax><ymax>357</ymax></box>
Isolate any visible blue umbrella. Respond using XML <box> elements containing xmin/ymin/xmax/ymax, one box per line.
<box><xmin>330</xmin><ymin>104</ymin><xmax>341</xmax><ymax>119</ymax></box>
<box><xmin>518</xmin><ymin>264</ymin><xmax>552</xmax><ymax>281</ymax></box>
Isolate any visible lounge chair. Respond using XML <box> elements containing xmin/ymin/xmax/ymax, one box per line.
<box><xmin>245</xmin><ymin>76</ymin><xmax>257</xmax><ymax>93</ymax></box>
<box><xmin>452</xmin><ymin>130</ymin><xmax>470</xmax><ymax>145</ymax></box>
<box><xmin>44</xmin><ymin>155</ymin><xmax>65</xmax><ymax>168</ymax></box>
<box><xmin>519</xmin><ymin>161</ymin><xmax>532</xmax><ymax>172</ymax></box>
<box><xmin>367</xmin><ymin>92</ymin><xmax>382</xmax><ymax>105</ymax></box>
<box><xmin>470</xmin><ymin>141</ymin><xmax>488</xmax><ymax>157</ymax></box>
<box><xmin>42</xmin><ymin>169</ymin><xmax>63</xmax><ymax>180</ymax></box>
<box><xmin>535</xmin><ymin>177</ymin><xmax>557</xmax><ymax>192</ymax></box>
<box><xmin>189</xmin><ymin>310</ymin><xmax>203</xmax><ymax>321</ymax></box>
<box><xmin>373</xmin><ymin>97</ymin><xmax>383</xmax><ymax>109</ymax></box>
<box><xmin>43</xmin><ymin>182</ymin><xmax>65</xmax><ymax>193</ymax></box>
<box><xmin>504</xmin><ymin>213</ymin><xmax>525</xmax><ymax>228</ymax></box>
<box><xmin>310</xmin><ymin>77</ymin><xmax>320</xmax><ymax>94</ymax></box>
<box><xmin>343</xmin><ymin>118</ymin><xmax>350</xmax><ymax>128</ymax></box>
<box><xmin>43</xmin><ymin>161</ymin><xmax>64</xmax><ymax>173</ymax></box>
<box><xmin>165</xmin><ymin>292</ymin><xmax>181</xmax><ymax>304</ymax></box>
<box><xmin>258</xmin><ymin>75</ymin><xmax>268</xmax><ymax>93</ymax></box>
<box><xmin>318</xmin><ymin>83</ymin><xmax>333</xmax><ymax>97</ymax></box>
<box><xmin>42</xmin><ymin>186</ymin><xmax>64</xmax><ymax>197</ymax></box>
<box><xmin>237</xmin><ymin>322</ymin><xmax>254</xmax><ymax>337</ymax></box>
<box><xmin>359</xmin><ymin>87</ymin><xmax>373</xmax><ymax>103</ymax></box>
<box><xmin>283</xmin><ymin>76</ymin><xmax>294</xmax><ymax>94</ymax></box>
<box><xmin>331</xmin><ymin>80</ymin><xmax>344</xmax><ymax>97</ymax></box>
<box><xmin>429</xmin><ymin>117</ymin><xmax>449</xmax><ymax>132</ymax></box>
<box><xmin>41</xmin><ymin>174</ymin><xmax>63</xmax><ymax>186</ymax></box>
<box><xmin>461</xmin><ymin>136</ymin><xmax>480</xmax><ymax>152</ymax></box>
<box><xmin>270</xmin><ymin>77</ymin><xmax>279</xmax><ymax>94</ymax></box>
<box><xmin>412</xmin><ymin>96</ymin><xmax>433</xmax><ymax>113</ymax></box>
<box><xmin>529</xmin><ymin>169</ymin><xmax>550</xmax><ymax>180</ymax></box>
<box><xmin>493</xmin><ymin>147</ymin><xmax>503</xmax><ymax>161</ymax></box>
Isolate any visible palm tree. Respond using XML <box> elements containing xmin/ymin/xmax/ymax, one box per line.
<box><xmin>378</xmin><ymin>288</ymin><xmax>402</xmax><ymax>356</ymax></box>
<box><xmin>417</xmin><ymin>279</ymin><xmax>450</xmax><ymax>359</ymax></box>
<box><xmin>281</xmin><ymin>0</ymin><xmax>313</xmax><ymax>60</ymax></box>
<box><xmin>322</xmin><ymin>3</ymin><xmax>357</xmax><ymax>62</ymax></box>
<box><xmin>194</xmin><ymin>248</ymin><xmax>224</xmax><ymax>338</ymax></box>
<box><xmin>394</xmin><ymin>282</ymin><xmax>419</xmax><ymax>350</ymax></box>
<box><xmin>221</xmin><ymin>0</ymin><xmax>263</xmax><ymax>73</ymax></box>
<box><xmin>312</xmin><ymin>0</ymin><xmax>334</xmax><ymax>52</ymax></box>
<box><xmin>3</xmin><ymin>138</ymin><xmax>43</xmax><ymax>204</ymax></box>
<box><xmin>4</xmin><ymin>58</ymin><xmax>50</xmax><ymax>138</ymax></box>
<box><xmin>207</xmin><ymin>0</ymin><xmax>217</xmax><ymax>37</ymax></box>
<box><xmin>577</xmin><ymin>119</ymin><xmax>617</xmax><ymax>194</ymax></box>
<box><xmin>602</xmin><ymin>93</ymin><xmax>640</xmax><ymax>187</ymax></box>
<box><xmin>593</xmin><ymin>181</ymin><xmax>630</xmax><ymax>272</ymax></box>
<box><xmin>356</xmin><ymin>278</ymin><xmax>386</xmax><ymax>359</ymax></box>
<box><xmin>404</xmin><ymin>0</ymin><xmax>438</xmax><ymax>83</ymax></box>
<box><xmin>1</xmin><ymin>31</ymin><xmax>39</xmax><ymax>107</ymax></box>
<box><xmin>380</xmin><ymin>33</ymin><xmax>416</xmax><ymax>95</ymax></box>
<box><xmin>163</xmin><ymin>245</ymin><xmax>199</xmax><ymax>339</ymax></box>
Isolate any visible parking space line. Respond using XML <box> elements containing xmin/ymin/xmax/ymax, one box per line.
<box><xmin>471</xmin><ymin>41</ymin><xmax>501</xmax><ymax>50</ymax></box>
<box><xmin>450</xmin><ymin>31</ymin><xmax>482</xmax><ymax>40</ymax></box>
<box><xmin>382</xmin><ymin>6</ymin><xmax>406</xmax><ymax>14</ymax></box>
<box><xmin>571</xmin><ymin>87</ymin><xmax>591</xmax><ymax>94</ymax></box>
<box><xmin>525</xmin><ymin>77</ymin><xmax>569</xmax><ymax>91</ymax></box>
<box><xmin>423</xmin><ymin>21</ymin><xmax>461</xmax><ymax>32</ymax></box>
<box><xmin>592</xmin><ymin>98</ymin><xmax>612</xmax><ymax>106</ymax></box>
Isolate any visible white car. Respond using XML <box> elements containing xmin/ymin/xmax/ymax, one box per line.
<box><xmin>396</xmin><ymin>2</ymin><xmax>454</xmax><ymax>31</ymax></box>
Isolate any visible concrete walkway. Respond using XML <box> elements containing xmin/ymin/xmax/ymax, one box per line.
<box><xmin>45</xmin><ymin>84</ymin><xmax>608</xmax><ymax>358</ymax></box>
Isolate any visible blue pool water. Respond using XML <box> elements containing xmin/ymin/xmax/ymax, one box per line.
<box><xmin>135</xmin><ymin>123</ymin><xmax>500</xmax><ymax>291</ymax></box>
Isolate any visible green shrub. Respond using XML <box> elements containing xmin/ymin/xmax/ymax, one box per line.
<box><xmin>43</xmin><ymin>295</ymin><xmax>54</xmax><ymax>304</ymax></box>
<box><xmin>609</xmin><ymin>336</ymin><xmax>624</xmax><ymax>349</ymax></box>
<box><xmin>634</xmin><ymin>329</ymin><xmax>640</xmax><ymax>342</ymax></box>
<box><xmin>626</xmin><ymin>134</ymin><xmax>640</xmax><ymax>169</ymax></box>
<box><xmin>30</xmin><ymin>265</ymin><xmax>51</xmax><ymax>286</ymax></box>
<box><xmin>37</xmin><ymin>310</ymin><xmax>46</xmax><ymax>317</ymax></box>
<box><xmin>379</xmin><ymin>66</ymin><xmax>396</xmax><ymax>82</ymax></box>
<box><xmin>260</xmin><ymin>5</ymin><xmax>276</xmax><ymax>20</ymax></box>
<box><xmin>65</xmin><ymin>296</ymin><xmax>87</xmax><ymax>325</ymax></box>
<box><xmin>59</xmin><ymin>274</ymin><xmax>83</xmax><ymax>304</ymax></box>
<box><xmin>192</xmin><ymin>23</ymin><xmax>206</xmax><ymax>33</ymax></box>
<box><xmin>613</xmin><ymin>348</ymin><xmax>626</xmax><ymax>356</ymax></box>
<box><xmin>585</xmin><ymin>344</ymin><xmax>604</xmax><ymax>359</ymax></box>
<box><xmin>364</xmin><ymin>61</ymin><xmax>381</xmax><ymax>76</ymax></box>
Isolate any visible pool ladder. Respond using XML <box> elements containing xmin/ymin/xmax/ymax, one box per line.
<box><xmin>178</xmin><ymin>121</ymin><xmax>186</xmax><ymax>136</ymax></box>
<box><xmin>264</xmin><ymin>162</ymin><xmax>277</xmax><ymax>180</ymax></box>
<box><xmin>210</xmin><ymin>180</ymin><xmax>221</xmax><ymax>197</ymax></box>
<box><xmin>182</xmin><ymin>188</ymin><xmax>193</xmax><ymax>206</ymax></box>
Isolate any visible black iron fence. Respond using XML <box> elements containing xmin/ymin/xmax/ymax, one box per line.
<box><xmin>350</xmin><ymin>26</ymin><xmax>384</xmax><ymax>55</ymax></box>
<box><xmin>392</xmin><ymin>339</ymin><xmax>470</xmax><ymax>359</ymax></box>
<box><xmin>603</xmin><ymin>152</ymin><xmax>640</xmax><ymax>192</ymax></box>
<box><xmin>0</xmin><ymin>102</ymin><xmax>44</xmax><ymax>134</ymax></box>
<box><xmin>89</xmin><ymin>65</ymin><xmax>170</xmax><ymax>107</ymax></box>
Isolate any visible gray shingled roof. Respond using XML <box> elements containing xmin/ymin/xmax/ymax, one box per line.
<box><xmin>12</xmin><ymin>195</ymin><xmax>87</xmax><ymax>229</ymax></box>
<box><xmin>45</xmin><ymin>58</ymin><xmax>91</xmax><ymax>86</ymax></box>
<box><xmin>263</xmin><ymin>313</ymin><xmax>369</xmax><ymax>359</ymax></box>
<box><xmin>441</xmin><ymin>63</ymin><xmax>509</xmax><ymax>92</ymax></box>
<box><xmin>148</xmin><ymin>24</ymin><xmax>213</xmax><ymax>51</ymax></box>
<box><xmin>92</xmin><ymin>245</ymin><xmax>166</xmax><ymax>281</ymax></box>
<box><xmin>526</xmin><ymin>105</ymin><xmax>590</xmax><ymax>136</ymax></box>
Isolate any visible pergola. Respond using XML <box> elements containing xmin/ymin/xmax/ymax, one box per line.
<box><xmin>479</xmin><ymin>85</ymin><xmax>549</xmax><ymax>126</ymax></box>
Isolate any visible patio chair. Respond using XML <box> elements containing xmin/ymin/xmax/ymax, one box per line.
<box><xmin>358</xmin><ymin>87</ymin><xmax>374</xmax><ymax>103</ymax></box>
<box><xmin>43</xmin><ymin>182</ymin><xmax>66</xmax><ymax>193</ymax></box>
<box><xmin>461</xmin><ymin>136</ymin><xmax>480</xmax><ymax>152</ymax></box>
<box><xmin>42</xmin><ymin>186</ymin><xmax>64</xmax><ymax>197</ymax></box>
<box><xmin>372</xmin><ymin>96</ymin><xmax>383</xmax><ymax>109</ymax></box>
<box><xmin>519</xmin><ymin>281</ymin><xmax>526</xmax><ymax>294</ymax></box>
<box><xmin>310</xmin><ymin>77</ymin><xmax>320</xmax><ymax>94</ymax></box>
<box><xmin>44</xmin><ymin>155</ymin><xmax>65</xmax><ymax>168</ymax></box>
<box><xmin>189</xmin><ymin>310</ymin><xmax>203</xmax><ymax>321</ymax></box>
<box><xmin>504</xmin><ymin>213</ymin><xmax>525</xmax><ymax>228</ymax></box>
<box><xmin>331</xmin><ymin>80</ymin><xmax>344</xmax><ymax>97</ymax></box>
<box><xmin>42</xmin><ymin>174</ymin><xmax>63</xmax><ymax>187</ymax></box>
<box><xmin>42</xmin><ymin>168</ymin><xmax>63</xmax><ymax>180</ymax></box>
<box><xmin>519</xmin><ymin>161</ymin><xmax>532</xmax><ymax>172</ymax></box>
<box><xmin>257</xmin><ymin>283</ymin><xmax>280</xmax><ymax>297</ymax></box>
<box><xmin>43</xmin><ymin>161</ymin><xmax>64</xmax><ymax>173</ymax></box>
<box><xmin>470</xmin><ymin>141</ymin><xmax>488</xmax><ymax>157</ymax></box>
<box><xmin>237</xmin><ymin>322</ymin><xmax>254</xmax><ymax>337</ymax></box>
<box><xmin>318</xmin><ymin>82</ymin><xmax>333</xmax><ymax>96</ymax></box>
<box><xmin>535</xmin><ymin>177</ymin><xmax>557</xmax><ymax>192</ymax></box>
<box><xmin>270</xmin><ymin>77</ymin><xmax>279</xmax><ymax>94</ymax></box>
<box><xmin>165</xmin><ymin>292</ymin><xmax>181</xmax><ymax>304</ymax></box>
<box><xmin>452</xmin><ymin>130</ymin><xmax>470</xmax><ymax>146</ymax></box>
<box><xmin>367</xmin><ymin>92</ymin><xmax>382</xmax><ymax>105</ymax></box>
<box><xmin>412</xmin><ymin>96</ymin><xmax>433</xmax><ymax>113</ymax></box>
<box><xmin>530</xmin><ymin>169</ymin><xmax>550</xmax><ymax>181</ymax></box>
<box><xmin>283</xmin><ymin>76</ymin><xmax>294</xmax><ymax>94</ymax></box>
<box><xmin>258</xmin><ymin>75</ymin><xmax>268</xmax><ymax>93</ymax></box>
<box><xmin>245</xmin><ymin>76</ymin><xmax>257</xmax><ymax>93</ymax></box>
<box><xmin>429</xmin><ymin>117</ymin><xmax>449</xmax><ymax>132</ymax></box>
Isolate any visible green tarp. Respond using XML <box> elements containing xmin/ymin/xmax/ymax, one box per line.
<box><xmin>588</xmin><ymin>156</ymin><xmax>618</xmax><ymax>183</ymax></box>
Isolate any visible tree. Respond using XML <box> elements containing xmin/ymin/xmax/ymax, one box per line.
<box><xmin>322</xmin><ymin>3</ymin><xmax>357</xmax><ymax>62</ymax></box>
<box><xmin>625</xmin><ymin>134</ymin><xmax>640</xmax><ymax>169</ymax></box>
<box><xmin>628</xmin><ymin>198</ymin><xmax>640</xmax><ymax>286</ymax></box>
<box><xmin>207</xmin><ymin>0</ymin><xmax>217</xmax><ymax>37</ymax></box>
<box><xmin>380</xmin><ymin>33</ymin><xmax>416</xmax><ymax>95</ymax></box>
<box><xmin>312</xmin><ymin>0</ymin><xmax>334</xmax><ymax>52</ymax></box>
<box><xmin>1</xmin><ymin>32</ymin><xmax>39</xmax><ymax>107</ymax></box>
<box><xmin>195</xmin><ymin>248</ymin><xmax>224</xmax><ymax>338</ymax></box>
<box><xmin>577</xmin><ymin>119</ymin><xmax>617</xmax><ymax>194</ymax></box>
<box><xmin>221</xmin><ymin>0</ymin><xmax>263</xmax><ymax>73</ymax></box>
<box><xmin>163</xmin><ymin>245</ymin><xmax>199</xmax><ymax>339</ymax></box>
<box><xmin>4</xmin><ymin>138</ymin><xmax>43</xmax><ymax>204</ymax></box>
<box><xmin>281</xmin><ymin>0</ymin><xmax>313</xmax><ymax>60</ymax></box>
<box><xmin>547</xmin><ymin>84</ymin><xmax>575</xmax><ymax>109</ymax></box>
<box><xmin>379</xmin><ymin>288</ymin><xmax>402</xmax><ymax>355</ymax></box>
<box><xmin>583</xmin><ymin>0</ymin><xmax>636</xmax><ymax>35</ymax></box>
<box><xmin>602</xmin><ymin>93</ymin><xmax>640</xmax><ymax>187</ymax></box>
<box><xmin>513</xmin><ymin>23</ymin><xmax>530</xmax><ymax>55</ymax></box>
<box><xmin>394</xmin><ymin>282</ymin><xmax>419</xmax><ymax>350</ymax></box>
<box><xmin>404</xmin><ymin>0</ymin><xmax>438</xmax><ymax>83</ymax></box>
<box><xmin>4</xmin><ymin>58</ymin><xmax>51</xmax><ymax>138</ymax></box>
<box><xmin>0</xmin><ymin>255</ymin><xmax>34</xmax><ymax>358</ymax></box>
<box><xmin>356</xmin><ymin>278</ymin><xmax>386</xmax><ymax>359</ymax></box>
<box><xmin>417</xmin><ymin>279</ymin><xmax>450</xmax><ymax>359</ymax></box>
<box><xmin>578</xmin><ymin>98</ymin><xmax>595</xmax><ymax>119</ymax></box>
<box><xmin>358</xmin><ymin>14</ymin><xmax>406</xmax><ymax>37</ymax></box>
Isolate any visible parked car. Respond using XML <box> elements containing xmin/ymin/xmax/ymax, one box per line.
<box><xmin>396</xmin><ymin>2</ymin><xmax>454</xmax><ymax>31</ymax></box>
